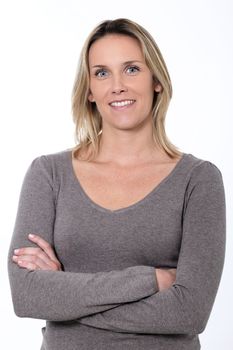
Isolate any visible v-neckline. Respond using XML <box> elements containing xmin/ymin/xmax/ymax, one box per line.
<box><xmin>68</xmin><ymin>151</ymin><xmax>188</xmax><ymax>214</ymax></box>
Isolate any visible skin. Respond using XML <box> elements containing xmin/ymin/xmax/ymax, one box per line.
<box><xmin>88</xmin><ymin>34</ymin><xmax>162</xmax><ymax>134</ymax></box>
<box><xmin>12</xmin><ymin>34</ymin><xmax>176</xmax><ymax>291</ymax></box>
<box><xmin>87</xmin><ymin>34</ymin><xmax>163</xmax><ymax>167</ymax></box>
<box><xmin>12</xmin><ymin>234</ymin><xmax>62</xmax><ymax>271</ymax></box>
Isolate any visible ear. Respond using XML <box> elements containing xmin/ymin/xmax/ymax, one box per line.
<box><xmin>154</xmin><ymin>83</ymin><xmax>162</xmax><ymax>93</ymax></box>
<box><xmin>88</xmin><ymin>92</ymin><xmax>95</xmax><ymax>102</ymax></box>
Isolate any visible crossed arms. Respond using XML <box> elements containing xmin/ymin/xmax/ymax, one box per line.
<box><xmin>8</xmin><ymin>155</ymin><xmax>226</xmax><ymax>334</ymax></box>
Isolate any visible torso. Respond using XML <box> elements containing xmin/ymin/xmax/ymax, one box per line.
<box><xmin>72</xmin><ymin>152</ymin><xmax>183</xmax><ymax>211</ymax></box>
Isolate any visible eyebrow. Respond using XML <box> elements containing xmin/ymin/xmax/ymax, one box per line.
<box><xmin>91</xmin><ymin>60</ymin><xmax>144</xmax><ymax>69</ymax></box>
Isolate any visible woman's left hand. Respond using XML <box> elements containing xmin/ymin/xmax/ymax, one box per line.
<box><xmin>12</xmin><ymin>234</ymin><xmax>62</xmax><ymax>271</ymax></box>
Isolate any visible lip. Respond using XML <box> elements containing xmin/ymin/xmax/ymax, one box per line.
<box><xmin>109</xmin><ymin>99</ymin><xmax>136</xmax><ymax>109</ymax></box>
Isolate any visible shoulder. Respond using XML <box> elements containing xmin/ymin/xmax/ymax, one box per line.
<box><xmin>29</xmin><ymin>148</ymin><xmax>71</xmax><ymax>170</ymax></box>
<box><xmin>183</xmin><ymin>153</ymin><xmax>223</xmax><ymax>184</ymax></box>
<box><xmin>180</xmin><ymin>154</ymin><xmax>226</xmax><ymax>217</ymax></box>
<box><xmin>32</xmin><ymin>148</ymin><xmax>71</xmax><ymax>164</ymax></box>
<box><xmin>181</xmin><ymin>154</ymin><xmax>225</xmax><ymax>204</ymax></box>
<box><xmin>25</xmin><ymin>148</ymin><xmax>72</xmax><ymax>186</ymax></box>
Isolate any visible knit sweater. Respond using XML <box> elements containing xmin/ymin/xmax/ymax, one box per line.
<box><xmin>8</xmin><ymin>149</ymin><xmax>226</xmax><ymax>350</ymax></box>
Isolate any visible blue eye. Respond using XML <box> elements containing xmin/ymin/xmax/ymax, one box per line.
<box><xmin>126</xmin><ymin>66</ymin><xmax>140</xmax><ymax>74</ymax></box>
<box><xmin>95</xmin><ymin>69</ymin><xmax>108</xmax><ymax>78</ymax></box>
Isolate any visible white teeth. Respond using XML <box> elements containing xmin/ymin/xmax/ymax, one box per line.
<box><xmin>110</xmin><ymin>100</ymin><xmax>134</xmax><ymax>107</ymax></box>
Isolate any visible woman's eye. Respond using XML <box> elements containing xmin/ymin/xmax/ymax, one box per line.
<box><xmin>95</xmin><ymin>69</ymin><xmax>108</xmax><ymax>78</ymax></box>
<box><xmin>126</xmin><ymin>66</ymin><xmax>140</xmax><ymax>74</ymax></box>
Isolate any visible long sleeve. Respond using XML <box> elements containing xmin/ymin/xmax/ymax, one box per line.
<box><xmin>8</xmin><ymin>155</ymin><xmax>157</xmax><ymax>322</ymax></box>
<box><xmin>77</xmin><ymin>162</ymin><xmax>226</xmax><ymax>335</ymax></box>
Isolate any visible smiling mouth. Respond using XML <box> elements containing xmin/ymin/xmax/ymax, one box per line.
<box><xmin>109</xmin><ymin>99</ymin><xmax>135</xmax><ymax>108</ymax></box>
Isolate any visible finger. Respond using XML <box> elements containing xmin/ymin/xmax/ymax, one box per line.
<box><xmin>17</xmin><ymin>259</ymin><xmax>39</xmax><ymax>271</ymax></box>
<box><xmin>14</xmin><ymin>247</ymin><xmax>55</xmax><ymax>267</ymax></box>
<box><xmin>12</xmin><ymin>254</ymin><xmax>58</xmax><ymax>271</ymax></box>
<box><xmin>13</xmin><ymin>254</ymin><xmax>49</xmax><ymax>270</ymax></box>
<box><xmin>14</xmin><ymin>247</ymin><xmax>45</xmax><ymax>256</ymax></box>
<box><xmin>14</xmin><ymin>245</ymin><xmax>62</xmax><ymax>271</ymax></box>
<box><xmin>27</xmin><ymin>234</ymin><xmax>59</xmax><ymax>263</ymax></box>
<box><xmin>169</xmin><ymin>268</ymin><xmax>177</xmax><ymax>277</ymax></box>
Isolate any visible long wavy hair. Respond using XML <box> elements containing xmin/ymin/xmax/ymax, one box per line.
<box><xmin>72</xmin><ymin>18</ymin><xmax>181</xmax><ymax>160</ymax></box>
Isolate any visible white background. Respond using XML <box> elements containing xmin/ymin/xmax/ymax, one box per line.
<box><xmin>0</xmin><ymin>0</ymin><xmax>232</xmax><ymax>349</ymax></box>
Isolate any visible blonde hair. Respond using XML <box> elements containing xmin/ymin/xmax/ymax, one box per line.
<box><xmin>72</xmin><ymin>18</ymin><xmax>181</xmax><ymax>160</ymax></box>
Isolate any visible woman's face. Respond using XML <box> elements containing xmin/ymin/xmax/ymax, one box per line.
<box><xmin>88</xmin><ymin>34</ymin><xmax>161</xmax><ymax>132</ymax></box>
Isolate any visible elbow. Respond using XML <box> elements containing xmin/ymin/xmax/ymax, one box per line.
<box><xmin>13</xmin><ymin>302</ymin><xmax>27</xmax><ymax>318</ymax></box>
<box><xmin>11</xmin><ymin>289</ymin><xmax>31</xmax><ymax>318</ymax></box>
<box><xmin>177</xmin><ymin>302</ymin><xmax>209</xmax><ymax>335</ymax></box>
<box><xmin>171</xmin><ymin>286</ymin><xmax>212</xmax><ymax>335</ymax></box>
<box><xmin>164</xmin><ymin>309</ymin><xmax>208</xmax><ymax>335</ymax></box>
<box><xmin>8</xmin><ymin>267</ymin><xmax>34</xmax><ymax>319</ymax></box>
<box><xmin>182</xmin><ymin>313</ymin><xmax>208</xmax><ymax>335</ymax></box>
<box><xmin>164</xmin><ymin>311</ymin><xmax>208</xmax><ymax>335</ymax></box>
<box><xmin>11</xmin><ymin>291</ymin><xmax>42</xmax><ymax>319</ymax></box>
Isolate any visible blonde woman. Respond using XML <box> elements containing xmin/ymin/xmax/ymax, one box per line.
<box><xmin>8</xmin><ymin>18</ymin><xmax>225</xmax><ymax>350</ymax></box>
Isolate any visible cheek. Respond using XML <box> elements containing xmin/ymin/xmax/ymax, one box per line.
<box><xmin>89</xmin><ymin>82</ymin><xmax>108</xmax><ymax>103</ymax></box>
<box><xmin>134</xmin><ymin>75</ymin><xmax>154</xmax><ymax>95</ymax></box>
<box><xmin>139</xmin><ymin>81</ymin><xmax>155</xmax><ymax>103</ymax></box>
<box><xmin>142</xmin><ymin>88</ymin><xmax>156</xmax><ymax>113</ymax></box>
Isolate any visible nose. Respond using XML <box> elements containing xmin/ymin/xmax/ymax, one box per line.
<box><xmin>111</xmin><ymin>74</ymin><xmax>128</xmax><ymax>94</ymax></box>
<box><xmin>113</xmin><ymin>88</ymin><xmax>126</xmax><ymax>94</ymax></box>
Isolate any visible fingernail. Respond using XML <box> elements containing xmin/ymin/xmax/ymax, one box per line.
<box><xmin>14</xmin><ymin>249</ymin><xmax>19</xmax><ymax>254</ymax></box>
<box><xmin>28</xmin><ymin>234</ymin><xmax>35</xmax><ymax>238</ymax></box>
<box><xmin>12</xmin><ymin>255</ymin><xmax>18</xmax><ymax>261</ymax></box>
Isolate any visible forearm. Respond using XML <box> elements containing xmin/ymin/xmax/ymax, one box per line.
<box><xmin>9</xmin><ymin>240</ymin><xmax>174</xmax><ymax>322</ymax></box>
<box><xmin>8</xmin><ymin>155</ymin><xmax>157</xmax><ymax>321</ymax></box>
<box><xmin>77</xmin><ymin>281</ymin><xmax>210</xmax><ymax>334</ymax></box>
<box><xmin>77</xmin><ymin>241</ymin><xmax>224</xmax><ymax>335</ymax></box>
<box><xmin>76</xmin><ymin>162</ymin><xmax>226</xmax><ymax>335</ymax></box>
<box><xmin>8</xmin><ymin>261</ymin><xmax>156</xmax><ymax>321</ymax></box>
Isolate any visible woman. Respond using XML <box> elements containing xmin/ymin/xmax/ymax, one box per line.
<box><xmin>8</xmin><ymin>18</ymin><xmax>226</xmax><ymax>349</ymax></box>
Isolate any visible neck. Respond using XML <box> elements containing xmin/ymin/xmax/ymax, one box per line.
<box><xmin>94</xmin><ymin>126</ymin><xmax>164</xmax><ymax>166</ymax></box>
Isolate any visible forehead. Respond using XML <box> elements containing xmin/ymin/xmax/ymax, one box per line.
<box><xmin>88</xmin><ymin>34</ymin><xmax>144</xmax><ymax>65</ymax></box>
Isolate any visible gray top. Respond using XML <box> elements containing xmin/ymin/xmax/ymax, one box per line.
<box><xmin>8</xmin><ymin>149</ymin><xmax>226</xmax><ymax>350</ymax></box>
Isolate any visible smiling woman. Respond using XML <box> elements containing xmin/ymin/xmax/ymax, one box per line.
<box><xmin>87</xmin><ymin>35</ymin><xmax>161</xmax><ymax>134</ymax></box>
<box><xmin>72</xmin><ymin>18</ymin><xmax>178</xmax><ymax>161</ymax></box>
<box><xmin>8</xmin><ymin>18</ymin><xmax>225</xmax><ymax>350</ymax></box>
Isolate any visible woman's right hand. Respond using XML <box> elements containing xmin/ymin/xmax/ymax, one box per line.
<box><xmin>155</xmin><ymin>268</ymin><xmax>176</xmax><ymax>291</ymax></box>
